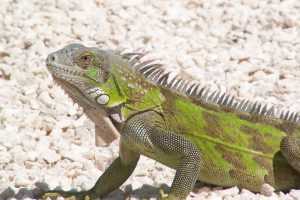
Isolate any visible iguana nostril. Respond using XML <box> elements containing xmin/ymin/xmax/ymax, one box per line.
<box><xmin>46</xmin><ymin>54</ymin><xmax>56</xmax><ymax>65</ymax></box>
<box><xmin>50</xmin><ymin>55</ymin><xmax>55</xmax><ymax>61</ymax></box>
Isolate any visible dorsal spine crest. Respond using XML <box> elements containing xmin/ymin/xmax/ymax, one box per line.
<box><xmin>118</xmin><ymin>49</ymin><xmax>300</xmax><ymax>129</ymax></box>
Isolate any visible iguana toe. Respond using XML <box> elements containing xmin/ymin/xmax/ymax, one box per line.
<box><xmin>41</xmin><ymin>191</ymin><xmax>94</xmax><ymax>200</ymax></box>
<box><xmin>159</xmin><ymin>188</ymin><xmax>180</xmax><ymax>200</ymax></box>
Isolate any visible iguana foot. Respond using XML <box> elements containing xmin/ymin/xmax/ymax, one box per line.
<box><xmin>159</xmin><ymin>188</ymin><xmax>180</xmax><ymax>200</ymax></box>
<box><xmin>41</xmin><ymin>190</ymin><xmax>95</xmax><ymax>200</ymax></box>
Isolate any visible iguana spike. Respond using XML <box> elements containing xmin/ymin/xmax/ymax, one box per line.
<box><xmin>280</xmin><ymin>110</ymin><xmax>285</xmax><ymax>119</ymax></box>
<box><xmin>250</xmin><ymin>101</ymin><xmax>258</xmax><ymax>114</ymax></box>
<box><xmin>201</xmin><ymin>88</ymin><xmax>211</xmax><ymax>101</ymax></box>
<box><xmin>128</xmin><ymin>53</ymin><xmax>144</xmax><ymax>63</ymax></box>
<box><xmin>208</xmin><ymin>90</ymin><xmax>217</xmax><ymax>103</ymax></box>
<box><xmin>154</xmin><ymin>70</ymin><xmax>167</xmax><ymax>83</ymax></box>
<box><xmin>217</xmin><ymin>92</ymin><xmax>226</xmax><ymax>105</ymax></box>
<box><xmin>143</xmin><ymin>67</ymin><xmax>159</xmax><ymax>78</ymax></box>
<box><xmin>177</xmin><ymin>79</ymin><xmax>186</xmax><ymax>92</ymax></box>
<box><xmin>241</xmin><ymin>100</ymin><xmax>248</xmax><ymax>111</ymax></box>
<box><xmin>287</xmin><ymin>112</ymin><xmax>294</xmax><ymax>121</ymax></box>
<box><xmin>148</xmin><ymin>68</ymin><xmax>163</xmax><ymax>81</ymax></box>
<box><xmin>181</xmin><ymin>80</ymin><xmax>190</xmax><ymax>93</ymax></box>
<box><xmin>228</xmin><ymin>95</ymin><xmax>235</xmax><ymax>108</ymax></box>
<box><xmin>221</xmin><ymin>94</ymin><xmax>231</xmax><ymax>106</ymax></box>
<box><xmin>266</xmin><ymin>106</ymin><xmax>275</xmax><ymax>116</ymax></box>
<box><xmin>123</xmin><ymin>52</ymin><xmax>147</xmax><ymax>66</ymax></box>
<box><xmin>296</xmin><ymin>113</ymin><xmax>300</xmax><ymax>122</ymax></box>
<box><xmin>256</xmin><ymin>102</ymin><xmax>262</xmax><ymax>114</ymax></box>
<box><xmin>244</xmin><ymin>101</ymin><xmax>253</xmax><ymax>112</ymax></box>
<box><xmin>136</xmin><ymin>59</ymin><xmax>158</xmax><ymax>71</ymax></box>
<box><xmin>213</xmin><ymin>91</ymin><xmax>221</xmax><ymax>103</ymax></box>
<box><xmin>232</xmin><ymin>101</ymin><xmax>239</xmax><ymax>110</ymax></box>
<box><xmin>166</xmin><ymin>71</ymin><xmax>177</xmax><ymax>85</ymax></box>
<box><xmin>261</xmin><ymin>104</ymin><xmax>268</xmax><ymax>115</ymax></box>
<box><xmin>293</xmin><ymin>112</ymin><xmax>298</xmax><ymax>122</ymax></box>
<box><xmin>173</xmin><ymin>79</ymin><xmax>183</xmax><ymax>91</ymax></box>
<box><xmin>197</xmin><ymin>86</ymin><xmax>206</xmax><ymax>98</ymax></box>
<box><xmin>157</xmin><ymin>72</ymin><xmax>170</xmax><ymax>85</ymax></box>
<box><xmin>237</xmin><ymin>99</ymin><xmax>246</xmax><ymax>111</ymax></box>
<box><xmin>170</xmin><ymin>76</ymin><xmax>180</xmax><ymax>89</ymax></box>
<box><xmin>285</xmin><ymin>110</ymin><xmax>290</xmax><ymax>121</ymax></box>
<box><xmin>139</xmin><ymin>65</ymin><xmax>156</xmax><ymax>75</ymax></box>
<box><xmin>178</xmin><ymin>79</ymin><xmax>187</xmax><ymax>92</ymax></box>
<box><xmin>186</xmin><ymin>83</ymin><xmax>197</xmax><ymax>95</ymax></box>
<box><xmin>288</xmin><ymin>111</ymin><xmax>297</xmax><ymax>122</ymax></box>
<box><xmin>191</xmin><ymin>84</ymin><xmax>200</xmax><ymax>96</ymax></box>
<box><xmin>292</xmin><ymin>112</ymin><xmax>298</xmax><ymax>122</ymax></box>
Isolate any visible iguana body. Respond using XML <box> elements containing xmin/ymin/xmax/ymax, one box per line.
<box><xmin>44</xmin><ymin>43</ymin><xmax>300</xmax><ymax>200</ymax></box>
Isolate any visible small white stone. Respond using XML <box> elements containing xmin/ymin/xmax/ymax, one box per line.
<box><xmin>15</xmin><ymin>174</ymin><xmax>31</xmax><ymax>188</ymax></box>
<box><xmin>260</xmin><ymin>183</ymin><xmax>275</xmax><ymax>197</ymax></box>
<box><xmin>289</xmin><ymin>190</ymin><xmax>300</xmax><ymax>200</ymax></box>
<box><xmin>60</xmin><ymin>149</ymin><xmax>84</xmax><ymax>162</ymax></box>
<box><xmin>206</xmin><ymin>192</ymin><xmax>223</xmax><ymax>200</ymax></box>
<box><xmin>11</xmin><ymin>145</ymin><xmax>27</xmax><ymax>165</ymax></box>
<box><xmin>278</xmin><ymin>192</ymin><xmax>293</xmax><ymax>200</ymax></box>
<box><xmin>43</xmin><ymin>175</ymin><xmax>60</xmax><ymax>190</ymax></box>
<box><xmin>240</xmin><ymin>189</ymin><xmax>257</xmax><ymax>199</ymax></box>
<box><xmin>0</xmin><ymin>150</ymin><xmax>12</xmax><ymax>163</ymax></box>
<box><xmin>73</xmin><ymin>175</ymin><xmax>91</xmax><ymax>190</ymax></box>
<box><xmin>216</xmin><ymin>186</ymin><xmax>239</xmax><ymax>197</ymax></box>
<box><xmin>38</xmin><ymin>91</ymin><xmax>54</xmax><ymax>107</ymax></box>
<box><xmin>40</xmin><ymin>149</ymin><xmax>61</xmax><ymax>164</ymax></box>
<box><xmin>27</xmin><ymin>151</ymin><xmax>38</xmax><ymax>161</ymax></box>
<box><xmin>59</xmin><ymin>177</ymin><xmax>72</xmax><ymax>191</ymax></box>
<box><xmin>55</xmin><ymin>117</ymin><xmax>73</xmax><ymax>129</ymax></box>
<box><xmin>36</xmin><ymin>136</ymin><xmax>50</xmax><ymax>151</ymax></box>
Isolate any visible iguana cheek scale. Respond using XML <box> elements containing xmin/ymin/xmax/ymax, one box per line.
<box><xmin>43</xmin><ymin>43</ymin><xmax>300</xmax><ymax>200</ymax></box>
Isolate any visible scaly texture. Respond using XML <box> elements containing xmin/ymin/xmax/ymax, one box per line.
<box><xmin>43</xmin><ymin>43</ymin><xmax>300</xmax><ymax>200</ymax></box>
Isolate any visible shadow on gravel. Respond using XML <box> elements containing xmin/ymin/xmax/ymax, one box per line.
<box><xmin>0</xmin><ymin>182</ymin><xmax>48</xmax><ymax>200</ymax></box>
<box><xmin>0</xmin><ymin>181</ymin><xmax>215</xmax><ymax>200</ymax></box>
<box><xmin>0</xmin><ymin>182</ymin><xmax>169</xmax><ymax>200</ymax></box>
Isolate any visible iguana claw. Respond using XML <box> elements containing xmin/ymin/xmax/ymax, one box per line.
<box><xmin>159</xmin><ymin>188</ymin><xmax>180</xmax><ymax>200</ymax></box>
<box><xmin>41</xmin><ymin>190</ymin><xmax>94</xmax><ymax>200</ymax></box>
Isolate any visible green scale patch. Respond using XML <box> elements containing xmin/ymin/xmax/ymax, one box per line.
<box><xmin>163</xmin><ymin>96</ymin><xmax>287</xmax><ymax>189</ymax></box>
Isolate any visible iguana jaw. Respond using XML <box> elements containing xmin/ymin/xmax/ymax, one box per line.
<box><xmin>46</xmin><ymin>61</ymin><xmax>85</xmax><ymax>81</ymax></box>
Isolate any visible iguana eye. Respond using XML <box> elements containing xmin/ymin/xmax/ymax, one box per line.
<box><xmin>81</xmin><ymin>55</ymin><xmax>92</xmax><ymax>63</ymax></box>
<box><xmin>78</xmin><ymin>54</ymin><xmax>93</xmax><ymax>69</ymax></box>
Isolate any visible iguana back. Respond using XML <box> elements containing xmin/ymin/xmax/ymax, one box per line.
<box><xmin>116</xmin><ymin>49</ymin><xmax>300</xmax><ymax>192</ymax></box>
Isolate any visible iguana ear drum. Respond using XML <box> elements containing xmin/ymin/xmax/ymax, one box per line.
<box><xmin>96</xmin><ymin>94</ymin><xmax>110</xmax><ymax>105</ymax></box>
<box><xmin>87</xmin><ymin>87</ymin><xmax>110</xmax><ymax>105</ymax></box>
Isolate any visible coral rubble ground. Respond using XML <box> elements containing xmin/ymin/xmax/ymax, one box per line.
<box><xmin>0</xmin><ymin>0</ymin><xmax>300</xmax><ymax>199</ymax></box>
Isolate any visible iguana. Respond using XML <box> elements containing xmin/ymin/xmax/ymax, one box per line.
<box><xmin>43</xmin><ymin>43</ymin><xmax>300</xmax><ymax>200</ymax></box>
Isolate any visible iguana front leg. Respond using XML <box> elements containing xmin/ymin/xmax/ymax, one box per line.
<box><xmin>42</xmin><ymin>144</ymin><xmax>140</xmax><ymax>200</ymax></box>
<box><xmin>280</xmin><ymin>132</ymin><xmax>300</xmax><ymax>174</ymax></box>
<box><xmin>121</xmin><ymin>110</ymin><xmax>202</xmax><ymax>199</ymax></box>
<box><xmin>268</xmin><ymin>130</ymin><xmax>300</xmax><ymax>191</ymax></box>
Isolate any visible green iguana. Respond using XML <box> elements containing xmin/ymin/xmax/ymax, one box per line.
<box><xmin>43</xmin><ymin>43</ymin><xmax>300</xmax><ymax>200</ymax></box>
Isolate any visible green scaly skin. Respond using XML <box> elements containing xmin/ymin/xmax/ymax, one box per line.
<box><xmin>43</xmin><ymin>43</ymin><xmax>300</xmax><ymax>200</ymax></box>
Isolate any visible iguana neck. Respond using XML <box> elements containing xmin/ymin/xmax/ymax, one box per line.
<box><xmin>103</xmin><ymin>53</ymin><xmax>165</xmax><ymax>120</ymax></box>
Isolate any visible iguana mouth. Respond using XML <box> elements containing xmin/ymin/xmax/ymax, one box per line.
<box><xmin>46</xmin><ymin>62</ymin><xmax>84</xmax><ymax>79</ymax></box>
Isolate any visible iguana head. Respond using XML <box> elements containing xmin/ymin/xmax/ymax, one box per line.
<box><xmin>46</xmin><ymin>43</ymin><xmax>127</xmax><ymax>110</ymax></box>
